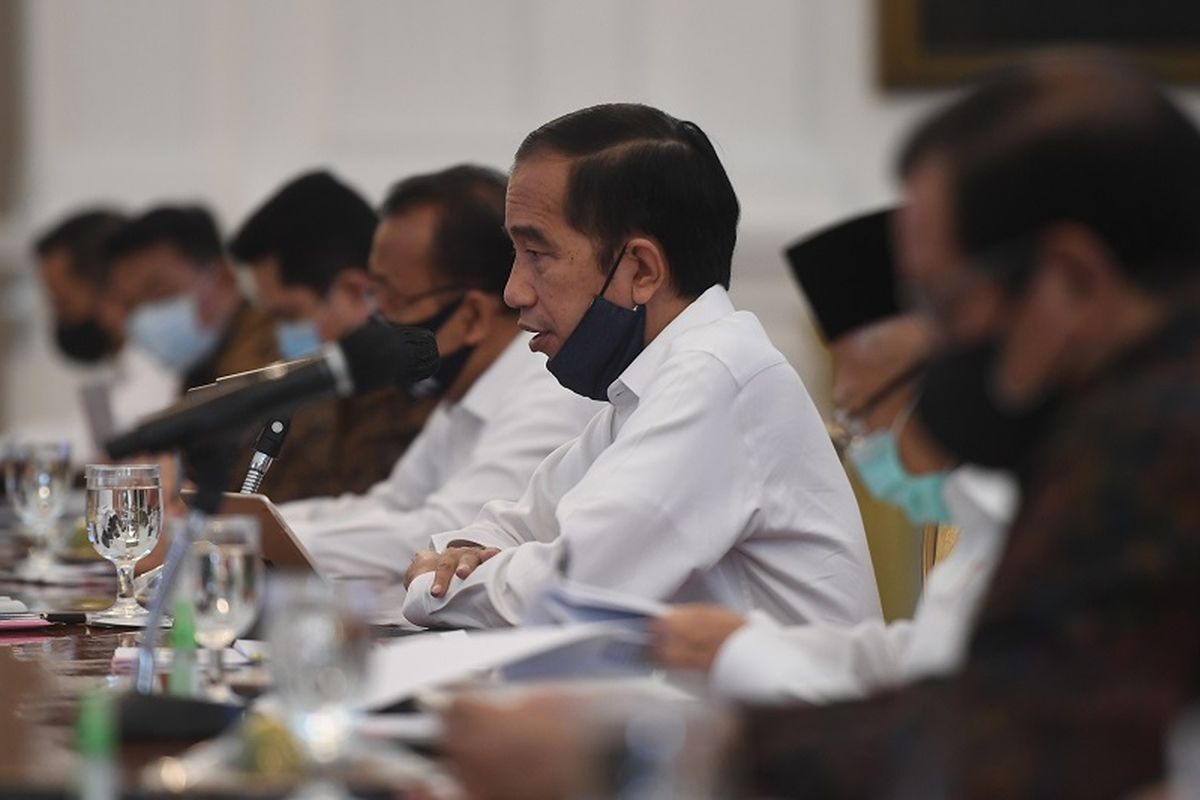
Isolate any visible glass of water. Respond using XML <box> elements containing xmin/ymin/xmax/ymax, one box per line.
<box><xmin>267</xmin><ymin>576</ymin><xmax>373</xmax><ymax>794</ymax></box>
<box><xmin>186</xmin><ymin>516</ymin><xmax>263</xmax><ymax>696</ymax></box>
<box><xmin>85</xmin><ymin>464</ymin><xmax>162</xmax><ymax>622</ymax></box>
<box><xmin>4</xmin><ymin>441</ymin><xmax>72</xmax><ymax>577</ymax></box>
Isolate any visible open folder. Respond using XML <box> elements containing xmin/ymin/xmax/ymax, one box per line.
<box><xmin>181</xmin><ymin>490</ymin><xmax>317</xmax><ymax>572</ymax></box>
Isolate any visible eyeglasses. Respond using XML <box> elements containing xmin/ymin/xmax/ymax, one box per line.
<box><xmin>367</xmin><ymin>282</ymin><xmax>463</xmax><ymax>317</ymax></box>
<box><xmin>828</xmin><ymin>360</ymin><xmax>927</xmax><ymax>451</ymax></box>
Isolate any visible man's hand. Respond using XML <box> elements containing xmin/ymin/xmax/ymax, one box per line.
<box><xmin>404</xmin><ymin>545</ymin><xmax>501</xmax><ymax>596</ymax></box>
<box><xmin>649</xmin><ymin>604</ymin><xmax>748</xmax><ymax>672</ymax></box>
<box><xmin>442</xmin><ymin>694</ymin><xmax>590</xmax><ymax>800</ymax></box>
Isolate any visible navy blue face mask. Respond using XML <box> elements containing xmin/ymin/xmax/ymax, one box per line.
<box><xmin>398</xmin><ymin>296</ymin><xmax>475</xmax><ymax>400</ymax></box>
<box><xmin>547</xmin><ymin>245</ymin><xmax>646</xmax><ymax>402</ymax></box>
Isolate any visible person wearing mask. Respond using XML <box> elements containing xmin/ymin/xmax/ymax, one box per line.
<box><xmin>35</xmin><ymin>208</ymin><xmax>127</xmax><ymax>366</ymax></box>
<box><xmin>650</xmin><ymin>209</ymin><xmax>1017</xmax><ymax>702</ymax></box>
<box><xmin>30</xmin><ymin>208</ymin><xmax>177</xmax><ymax>455</ymax></box>
<box><xmin>277</xmin><ymin>165</ymin><xmax>600</xmax><ymax>583</ymax></box>
<box><xmin>227</xmin><ymin>170</ymin><xmax>437</xmax><ymax>498</ymax></box>
<box><xmin>105</xmin><ymin>204</ymin><xmax>277</xmax><ymax>392</ymax></box>
<box><xmin>729</xmin><ymin>51</ymin><xmax>1200</xmax><ymax>799</ymax></box>
<box><xmin>401</xmin><ymin>104</ymin><xmax>880</xmax><ymax>631</ymax></box>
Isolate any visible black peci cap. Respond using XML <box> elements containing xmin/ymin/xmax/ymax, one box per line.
<box><xmin>784</xmin><ymin>208</ymin><xmax>900</xmax><ymax>342</ymax></box>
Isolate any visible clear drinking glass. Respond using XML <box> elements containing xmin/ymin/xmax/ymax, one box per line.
<box><xmin>186</xmin><ymin>516</ymin><xmax>263</xmax><ymax>696</ymax></box>
<box><xmin>267</xmin><ymin>576</ymin><xmax>373</xmax><ymax>797</ymax></box>
<box><xmin>85</xmin><ymin>464</ymin><xmax>162</xmax><ymax>622</ymax></box>
<box><xmin>4</xmin><ymin>441</ymin><xmax>72</xmax><ymax>577</ymax></box>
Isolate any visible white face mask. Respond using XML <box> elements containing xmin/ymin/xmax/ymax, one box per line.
<box><xmin>127</xmin><ymin>294</ymin><xmax>220</xmax><ymax>373</ymax></box>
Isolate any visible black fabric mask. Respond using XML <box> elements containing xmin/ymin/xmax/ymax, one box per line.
<box><xmin>547</xmin><ymin>246</ymin><xmax>646</xmax><ymax>402</ymax></box>
<box><xmin>402</xmin><ymin>298</ymin><xmax>475</xmax><ymax>400</ymax></box>
<box><xmin>54</xmin><ymin>318</ymin><xmax>116</xmax><ymax>364</ymax></box>
<box><xmin>915</xmin><ymin>340</ymin><xmax>1060</xmax><ymax>476</ymax></box>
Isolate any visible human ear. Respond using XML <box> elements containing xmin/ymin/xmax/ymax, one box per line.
<box><xmin>625</xmin><ymin>237</ymin><xmax>670</xmax><ymax>306</ymax></box>
<box><xmin>458</xmin><ymin>289</ymin><xmax>499</xmax><ymax>346</ymax></box>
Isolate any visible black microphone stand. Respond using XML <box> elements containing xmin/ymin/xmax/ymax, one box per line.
<box><xmin>240</xmin><ymin>416</ymin><xmax>290</xmax><ymax>495</ymax></box>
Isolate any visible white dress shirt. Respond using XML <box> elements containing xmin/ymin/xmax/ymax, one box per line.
<box><xmin>403</xmin><ymin>286</ymin><xmax>881</xmax><ymax>630</ymax></box>
<box><xmin>281</xmin><ymin>333</ymin><xmax>601</xmax><ymax>581</ymax></box>
<box><xmin>710</xmin><ymin>467</ymin><xmax>1018</xmax><ymax>703</ymax></box>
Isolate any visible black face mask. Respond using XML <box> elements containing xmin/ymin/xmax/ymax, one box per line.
<box><xmin>54</xmin><ymin>318</ymin><xmax>116</xmax><ymax>364</ymax></box>
<box><xmin>402</xmin><ymin>297</ymin><xmax>475</xmax><ymax>400</ymax></box>
<box><xmin>547</xmin><ymin>245</ymin><xmax>646</xmax><ymax>402</ymax></box>
<box><xmin>915</xmin><ymin>340</ymin><xmax>1060</xmax><ymax>475</ymax></box>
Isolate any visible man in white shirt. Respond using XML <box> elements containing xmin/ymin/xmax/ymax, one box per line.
<box><xmin>279</xmin><ymin>166</ymin><xmax>599</xmax><ymax>581</ymax></box>
<box><xmin>402</xmin><ymin>104</ymin><xmax>880</xmax><ymax>629</ymax></box>
<box><xmin>651</xmin><ymin>209</ymin><xmax>1017</xmax><ymax>702</ymax></box>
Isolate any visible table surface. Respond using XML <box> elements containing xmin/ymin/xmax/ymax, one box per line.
<box><xmin>0</xmin><ymin>521</ymin><xmax>426</xmax><ymax>799</ymax></box>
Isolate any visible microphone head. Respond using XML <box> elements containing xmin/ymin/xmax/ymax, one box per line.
<box><xmin>338</xmin><ymin>317</ymin><xmax>440</xmax><ymax>393</ymax></box>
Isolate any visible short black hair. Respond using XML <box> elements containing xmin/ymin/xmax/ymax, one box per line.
<box><xmin>228</xmin><ymin>170</ymin><xmax>378</xmax><ymax>296</ymax></box>
<box><xmin>381</xmin><ymin>164</ymin><xmax>513</xmax><ymax>296</ymax></box>
<box><xmin>514</xmin><ymin>103</ymin><xmax>740</xmax><ymax>298</ymax></box>
<box><xmin>106</xmin><ymin>205</ymin><xmax>224</xmax><ymax>267</ymax></box>
<box><xmin>897</xmin><ymin>50</ymin><xmax>1200</xmax><ymax>293</ymax></box>
<box><xmin>33</xmin><ymin>207</ymin><xmax>126</xmax><ymax>288</ymax></box>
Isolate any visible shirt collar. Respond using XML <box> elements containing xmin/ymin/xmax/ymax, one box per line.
<box><xmin>609</xmin><ymin>284</ymin><xmax>735</xmax><ymax>403</ymax></box>
<box><xmin>457</xmin><ymin>331</ymin><xmax>535</xmax><ymax>421</ymax></box>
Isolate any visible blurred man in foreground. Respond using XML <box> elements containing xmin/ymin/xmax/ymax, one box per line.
<box><xmin>738</xmin><ymin>50</ymin><xmax>1200</xmax><ymax>798</ymax></box>
<box><xmin>228</xmin><ymin>170</ymin><xmax>437</xmax><ymax>499</ymax></box>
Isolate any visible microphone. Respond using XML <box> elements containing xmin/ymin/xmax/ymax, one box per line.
<box><xmin>106</xmin><ymin>318</ymin><xmax>438</xmax><ymax>459</ymax></box>
<box><xmin>240</xmin><ymin>416</ymin><xmax>291</xmax><ymax>494</ymax></box>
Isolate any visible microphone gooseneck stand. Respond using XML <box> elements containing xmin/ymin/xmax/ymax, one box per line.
<box><xmin>240</xmin><ymin>416</ymin><xmax>290</xmax><ymax>495</ymax></box>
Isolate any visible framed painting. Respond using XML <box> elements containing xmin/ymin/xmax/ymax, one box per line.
<box><xmin>879</xmin><ymin>0</ymin><xmax>1200</xmax><ymax>87</ymax></box>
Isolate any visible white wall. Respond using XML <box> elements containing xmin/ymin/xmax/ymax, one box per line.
<box><xmin>3</xmin><ymin>0</ymin><xmax>954</xmax><ymax>434</ymax></box>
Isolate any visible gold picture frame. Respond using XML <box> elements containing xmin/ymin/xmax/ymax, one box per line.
<box><xmin>879</xmin><ymin>0</ymin><xmax>1200</xmax><ymax>88</ymax></box>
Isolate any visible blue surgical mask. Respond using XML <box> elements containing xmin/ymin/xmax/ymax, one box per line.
<box><xmin>127</xmin><ymin>294</ymin><xmax>221</xmax><ymax>373</ymax></box>
<box><xmin>274</xmin><ymin>319</ymin><xmax>323</xmax><ymax>361</ymax></box>
<box><xmin>846</xmin><ymin>429</ymin><xmax>952</xmax><ymax>526</ymax></box>
<box><xmin>547</xmin><ymin>244</ymin><xmax>646</xmax><ymax>402</ymax></box>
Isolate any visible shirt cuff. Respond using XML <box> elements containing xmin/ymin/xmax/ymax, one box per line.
<box><xmin>709</xmin><ymin>614</ymin><xmax>791</xmax><ymax>704</ymax></box>
<box><xmin>401</xmin><ymin>572</ymin><xmax>438</xmax><ymax>627</ymax></box>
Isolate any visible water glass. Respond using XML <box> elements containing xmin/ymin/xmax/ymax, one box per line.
<box><xmin>85</xmin><ymin>464</ymin><xmax>162</xmax><ymax>621</ymax></box>
<box><xmin>186</xmin><ymin>516</ymin><xmax>263</xmax><ymax>694</ymax></box>
<box><xmin>267</xmin><ymin>576</ymin><xmax>373</xmax><ymax>792</ymax></box>
<box><xmin>4</xmin><ymin>441</ymin><xmax>72</xmax><ymax>576</ymax></box>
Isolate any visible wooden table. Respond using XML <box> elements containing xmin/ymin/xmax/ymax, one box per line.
<box><xmin>0</xmin><ymin>526</ymin><xmax>425</xmax><ymax>798</ymax></box>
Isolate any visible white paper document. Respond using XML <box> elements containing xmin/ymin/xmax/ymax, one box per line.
<box><xmin>521</xmin><ymin>580</ymin><xmax>668</xmax><ymax>627</ymax></box>
<box><xmin>356</xmin><ymin>622</ymin><xmax>642</xmax><ymax>711</ymax></box>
